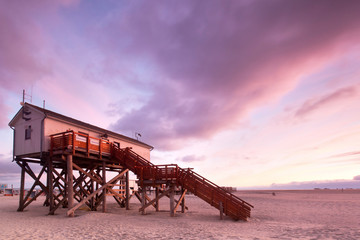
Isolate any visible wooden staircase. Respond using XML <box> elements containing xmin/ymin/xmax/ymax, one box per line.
<box><xmin>111</xmin><ymin>146</ymin><xmax>253</xmax><ymax>221</ymax></box>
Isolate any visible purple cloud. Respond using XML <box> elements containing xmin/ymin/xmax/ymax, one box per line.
<box><xmin>353</xmin><ymin>175</ymin><xmax>360</xmax><ymax>181</ymax></box>
<box><xmin>102</xmin><ymin>1</ymin><xmax>360</xmax><ymax>149</ymax></box>
<box><xmin>178</xmin><ymin>155</ymin><xmax>205</xmax><ymax>163</ymax></box>
<box><xmin>0</xmin><ymin>2</ymin><xmax>53</xmax><ymax>91</ymax></box>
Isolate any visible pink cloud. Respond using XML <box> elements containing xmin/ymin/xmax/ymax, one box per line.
<box><xmin>103</xmin><ymin>1</ymin><xmax>360</xmax><ymax>150</ymax></box>
<box><xmin>295</xmin><ymin>86</ymin><xmax>358</xmax><ymax>118</ymax></box>
<box><xmin>178</xmin><ymin>155</ymin><xmax>205</xmax><ymax>163</ymax></box>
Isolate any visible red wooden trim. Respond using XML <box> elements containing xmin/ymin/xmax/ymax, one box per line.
<box><xmin>72</xmin><ymin>131</ymin><xmax>75</xmax><ymax>155</ymax></box>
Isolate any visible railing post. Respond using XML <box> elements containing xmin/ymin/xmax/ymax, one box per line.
<box><xmin>86</xmin><ymin>135</ymin><xmax>90</xmax><ymax>157</ymax></box>
<box><xmin>50</xmin><ymin>136</ymin><xmax>53</xmax><ymax>156</ymax></box>
<box><xmin>165</xmin><ymin>165</ymin><xmax>168</xmax><ymax>181</ymax></box>
<box><xmin>99</xmin><ymin>139</ymin><xmax>102</xmax><ymax>159</ymax></box>
<box><xmin>62</xmin><ymin>133</ymin><xmax>65</xmax><ymax>153</ymax></box>
<box><xmin>72</xmin><ymin>131</ymin><xmax>75</xmax><ymax>155</ymax></box>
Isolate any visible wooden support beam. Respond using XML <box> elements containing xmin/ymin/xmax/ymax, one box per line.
<box><xmin>18</xmin><ymin>162</ymin><xmax>25</xmax><ymax>212</ymax></box>
<box><xmin>173</xmin><ymin>189</ymin><xmax>187</xmax><ymax>214</ymax></box>
<box><xmin>52</xmin><ymin>168</ymin><xmax>67</xmax><ymax>184</ymax></box>
<box><xmin>134</xmin><ymin>191</ymin><xmax>142</xmax><ymax>202</ymax></box>
<box><xmin>219</xmin><ymin>201</ymin><xmax>224</xmax><ymax>220</ymax></box>
<box><xmin>138</xmin><ymin>188</ymin><xmax>171</xmax><ymax>212</ymax></box>
<box><xmin>18</xmin><ymin>161</ymin><xmax>48</xmax><ymax>192</ymax></box>
<box><xmin>107</xmin><ymin>188</ymin><xmax>125</xmax><ymax>200</ymax></box>
<box><xmin>48</xmin><ymin>197</ymin><xmax>66</xmax><ymax>215</ymax></box>
<box><xmin>67</xmin><ymin>169</ymin><xmax>128</xmax><ymax>216</ymax></box>
<box><xmin>125</xmin><ymin>171</ymin><xmax>129</xmax><ymax>210</ymax></box>
<box><xmin>155</xmin><ymin>187</ymin><xmax>159</xmax><ymax>212</ymax></box>
<box><xmin>170</xmin><ymin>185</ymin><xmax>175</xmax><ymax>217</ymax></box>
<box><xmin>141</xmin><ymin>187</ymin><xmax>146</xmax><ymax>215</ymax></box>
<box><xmin>48</xmin><ymin>158</ymin><xmax>54</xmax><ymax>214</ymax></box>
<box><xmin>164</xmin><ymin>193</ymin><xmax>189</xmax><ymax>211</ymax></box>
<box><xmin>67</xmin><ymin>154</ymin><xmax>74</xmax><ymax>217</ymax></box>
<box><xmin>16</xmin><ymin>161</ymin><xmax>48</xmax><ymax>211</ymax></box>
<box><xmin>181</xmin><ymin>187</ymin><xmax>186</xmax><ymax>213</ymax></box>
<box><xmin>102</xmin><ymin>161</ymin><xmax>106</xmax><ymax>213</ymax></box>
<box><xmin>71</xmin><ymin>162</ymin><xmax>102</xmax><ymax>184</ymax></box>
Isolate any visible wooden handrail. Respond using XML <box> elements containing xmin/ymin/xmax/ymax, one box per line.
<box><xmin>50</xmin><ymin>130</ymin><xmax>112</xmax><ymax>156</ymax></box>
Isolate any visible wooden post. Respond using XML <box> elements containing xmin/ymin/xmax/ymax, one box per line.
<box><xmin>48</xmin><ymin>158</ymin><xmax>54</xmax><ymax>214</ymax></box>
<box><xmin>181</xmin><ymin>187</ymin><xmax>186</xmax><ymax>213</ymax></box>
<box><xmin>102</xmin><ymin>161</ymin><xmax>106</xmax><ymax>213</ymax></box>
<box><xmin>141</xmin><ymin>187</ymin><xmax>146</xmax><ymax>215</ymax></box>
<box><xmin>125</xmin><ymin>170</ymin><xmax>129</xmax><ymax>210</ymax></box>
<box><xmin>67</xmin><ymin>154</ymin><xmax>74</xmax><ymax>217</ymax></box>
<box><xmin>170</xmin><ymin>185</ymin><xmax>175</xmax><ymax>217</ymax></box>
<box><xmin>155</xmin><ymin>187</ymin><xmax>159</xmax><ymax>212</ymax></box>
<box><xmin>18</xmin><ymin>162</ymin><xmax>25</xmax><ymax>212</ymax></box>
<box><xmin>90</xmin><ymin>177</ymin><xmax>94</xmax><ymax>210</ymax></box>
<box><xmin>219</xmin><ymin>201</ymin><xmax>224</xmax><ymax>220</ymax></box>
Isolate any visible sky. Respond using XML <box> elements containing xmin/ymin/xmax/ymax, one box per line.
<box><xmin>1</xmin><ymin>0</ymin><xmax>360</xmax><ymax>189</ymax></box>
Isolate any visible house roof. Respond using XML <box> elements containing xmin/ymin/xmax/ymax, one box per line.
<box><xmin>9</xmin><ymin>102</ymin><xmax>154</xmax><ymax>150</ymax></box>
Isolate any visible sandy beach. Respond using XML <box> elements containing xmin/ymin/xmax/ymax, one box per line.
<box><xmin>0</xmin><ymin>190</ymin><xmax>359</xmax><ymax>240</ymax></box>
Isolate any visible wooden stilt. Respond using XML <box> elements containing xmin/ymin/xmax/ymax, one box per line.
<box><xmin>155</xmin><ymin>187</ymin><xmax>159</xmax><ymax>212</ymax></box>
<box><xmin>141</xmin><ymin>187</ymin><xmax>146</xmax><ymax>215</ymax></box>
<box><xmin>90</xmin><ymin>177</ymin><xmax>95</xmax><ymax>210</ymax></box>
<box><xmin>173</xmin><ymin>189</ymin><xmax>187</xmax><ymax>213</ymax></box>
<box><xmin>181</xmin><ymin>187</ymin><xmax>186</xmax><ymax>213</ymax></box>
<box><xmin>102</xmin><ymin>161</ymin><xmax>106</xmax><ymax>213</ymax></box>
<box><xmin>66</xmin><ymin>169</ymin><xmax>128</xmax><ymax>216</ymax></box>
<box><xmin>125</xmin><ymin>170</ymin><xmax>129</xmax><ymax>210</ymax></box>
<box><xmin>219</xmin><ymin>201</ymin><xmax>224</xmax><ymax>220</ymax></box>
<box><xmin>18</xmin><ymin>162</ymin><xmax>25</xmax><ymax>212</ymax></box>
<box><xmin>67</xmin><ymin>154</ymin><xmax>74</xmax><ymax>217</ymax></box>
<box><xmin>170</xmin><ymin>185</ymin><xmax>175</xmax><ymax>217</ymax></box>
<box><xmin>48</xmin><ymin>157</ymin><xmax>54</xmax><ymax>214</ymax></box>
<box><xmin>138</xmin><ymin>188</ymin><xmax>171</xmax><ymax>212</ymax></box>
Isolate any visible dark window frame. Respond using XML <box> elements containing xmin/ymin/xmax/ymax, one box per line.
<box><xmin>25</xmin><ymin>126</ymin><xmax>32</xmax><ymax>140</ymax></box>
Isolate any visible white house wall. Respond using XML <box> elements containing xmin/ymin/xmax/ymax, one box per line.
<box><xmin>43</xmin><ymin>118</ymin><xmax>150</xmax><ymax>160</ymax></box>
<box><xmin>13</xmin><ymin>109</ymin><xmax>43</xmax><ymax>156</ymax></box>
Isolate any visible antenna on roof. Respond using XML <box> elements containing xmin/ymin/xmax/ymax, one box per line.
<box><xmin>135</xmin><ymin>132</ymin><xmax>142</xmax><ymax>141</ymax></box>
<box><xmin>21</xmin><ymin>89</ymin><xmax>32</xmax><ymax>105</ymax></box>
<box><xmin>43</xmin><ymin>100</ymin><xmax>46</xmax><ymax>109</ymax></box>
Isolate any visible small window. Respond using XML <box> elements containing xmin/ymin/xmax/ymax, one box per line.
<box><xmin>25</xmin><ymin>126</ymin><xmax>32</xmax><ymax>140</ymax></box>
<box><xmin>114</xmin><ymin>142</ymin><xmax>120</xmax><ymax>148</ymax></box>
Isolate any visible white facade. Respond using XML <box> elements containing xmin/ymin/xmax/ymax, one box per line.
<box><xmin>10</xmin><ymin>105</ymin><xmax>44</xmax><ymax>157</ymax></box>
<box><xmin>9</xmin><ymin>103</ymin><xmax>152</xmax><ymax>160</ymax></box>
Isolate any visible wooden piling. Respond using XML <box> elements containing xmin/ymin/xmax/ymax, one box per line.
<box><xmin>48</xmin><ymin>157</ymin><xmax>54</xmax><ymax>214</ymax></box>
<box><xmin>170</xmin><ymin>185</ymin><xmax>175</xmax><ymax>217</ymax></box>
<box><xmin>181</xmin><ymin>187</ymin><xmax>186</xmax><ymax>213</ymax></box>
<box><xmin>125</xmin><ymin>170</ymin><xmax>130</xmax><ymax>210</ymax></box>
<box><xmin>67</xmin><ymin>154</ymin><xmax>74</xmax><ymax>217</ymax></box>
<box><xmin>18</xmin><ymin>162</ymin><xmax>25</xmax><ymax>212</ymax></box>
<box><xmin>102</xmin><ymin>161</ymin><xmax>106</xmax><ymax>213</ymax></box>
<box><xmin>141</xmin><ymin>187</ymin><xmax>146</xmax><ymax>215</ymax></box>
<box><xmin>155</xmin><ymin>187</ymin><xmax>159</xmax><ymax>212</ymax></box>
<box><xmin>219</xmin><ymin>201</ymin><xmax>224</xmax><ymax>220</ymax></box>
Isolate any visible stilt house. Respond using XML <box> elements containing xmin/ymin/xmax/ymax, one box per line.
<box><xmin>8</xmin><ymin>102</ymin><xmax>253</xmax><ymax>221</ymax></box>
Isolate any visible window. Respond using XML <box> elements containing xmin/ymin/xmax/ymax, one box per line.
<box><xmin>114</xmin><ymin>141</ymin><xmax>120</xmax><ymax>148</ymax></box>
<box><xmin>25</xmin><ymin>126</ymin><xmax>32</xmax><ymax>140</ymax></box>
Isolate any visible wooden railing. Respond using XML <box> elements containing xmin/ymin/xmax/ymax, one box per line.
<box><xmin>111</xmin><ymin>146</ymin><xmax>253</xmax><ymax>221</ymax></box>
<box><xmin>49</xmin><ymin>131</ymin><xmax>253</xmax><ymax>220</ymax></box>
<box><xmin>50</xmin><ymin>131</ymin><xmax>111</xmax><ymax>158</ymax></box>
